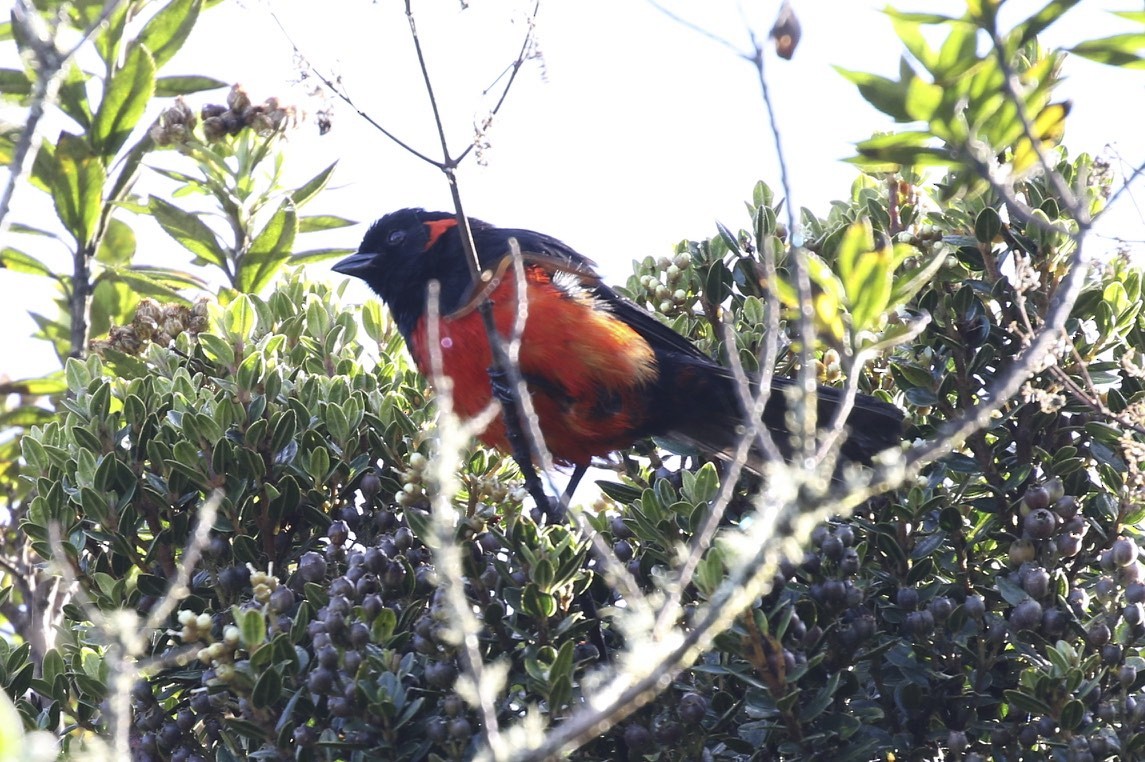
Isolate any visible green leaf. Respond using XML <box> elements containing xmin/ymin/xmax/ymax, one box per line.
<box><xmin>903</xmin><ymin>77</ymin><xmax>943</xmax><ymax>121</ymax></box>
<box><xmin>91</xmin><ymin>44</ymin><xmax>156</xmax><ymax>158</ymax></box>
<box><xmin>834</xmin><ymin>67</ymin><xmax>910</xmax><ymax>122</ymax></box>
<box><xmin>251</xmin><ymin>666</ymin><xmax>282</xmax><ymax>709</ymax></box>
<box><xmin>1017</xmin><ymin>0</ymin><xmax>1084</xmax><ymax>49</ymax></box>
<box><xmin>0</xmin><ymin>68</ymin><xmax>31</xmax><ymax>97</ymax></box>
<box><xmin>57</xmin><ymin>63</ymin><xmax>94</xmax><ymax>130</ymax></box>
<box><xmin>198</xmin><ymin>333</ymin><xmax>235</xmax><ymax>366</ymax></box>
<box><xmin>298</xmin><ymin>215</ymin><xmax>356</xmax><ymax>233</ymax></box>
<box><xmin>148</xmin><ymin>195</ymin><xmax>228</xmax><ymax>267</ymax></box>
<box><xmin>0</xmin><ymin>374</ymin><xmax>66</xmax><ymax>396</ymax></box>
<box><xmin>0</xmin><ymin>248</ymin><xmax>54</xmax><ymax>278</ymax></box>
<box><xmin>108</xmin><ymin>269</ymin><xmax>187</xmax><ymax>301</ymax></box>
<box><xmin>291</xmin><ymin>162</ymin><xmax>338</xmax><ymax>207</ymax></box>
<box><xmin>852</xmin><ymin>131</ymin><xmax>955</xmax><ymax>169</ymax></box>
<box><xmin>887</xmin><ymin>14</ymin><xmax>936</xmax><ymax>73</ymax></box>
<box><xmin>123</xmin><ymin>265</ymin><xmax>207</xmax><ymax>291</ymax></box>
<box><xmin>154</xmin><ymin>74</ymin><xmax>227</xmax><ymax>97</ymax></box>
<box><xmin>522</xmin><ymin>584</ymin><xmax>557</xmax><ymax>619</ymax></box>
<box><xmin>89</xmin><ymin>277</ymin><xmax>137</xmax><ymax>339</ymax></box>
<box><xmin>234</xmin><ymin>605</ymin><xmax>267</xmax><ymax>649</ymax></box>
<box><xmin>888</xmin><ymin>246</ymin><xmax>946</xmax><ymax>308</ymax></box>
<box><xmin>934</xmin><ymin>22</ymin><xmax>979</xmax><ymax>80</ymax></box>
<box><xmin>237</xmin><ymin>201</ymin><xmax>297</xmax><ymax>293</ymax></box>
<box><xmin>974</xmin><ymin>208</ymin><xmax>1002</xmax><ymax>244</ymax></box>
<box><xmin>1070</xmin><ymin>32</ymin><xmax>1145</xmax><ymax>69</ymax></box>
<box><xmin>223</xmin><ymin>294</ymin><xmax>257</xmax><ymax>341</ymax></box>
<box><xmin>95</xmin><ymin>218</ymin><xmax>137</xmax><ymax>266</ymax></box>
<box><xmin>689</xmin><ymin>461</ymin><xmax>719</xmax><ymax>504</ymax></box>
<box><xmin>139</xmin><ymin>0</ymin><xmax>203</xmax><ymax>68</ymax></box>
<box><xmin>49</xmin><ymin>135</ymin><xmax>106</xmax><ymax>246</ymax></box>
<box><xmin>289</xmin><ymin>247</ymin><xmax>355</xmax><ymax>265</ymax></box>
<box><xmin>838</xmin><ymin>222</ymin><xmax>892</xmax><ymax>332</ymax></box>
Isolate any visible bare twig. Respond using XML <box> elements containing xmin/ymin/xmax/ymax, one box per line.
<box><xmin>457</xmin><ymin>0</ymin><xmax>540</xmax><ymax>164</ymax></box>
<box><xmin>424</xmin><ymin>281</ymin><xmax>508</xmax><ymax>758</ymax></box>
<box><xmin>266</xmin><ymin>10</ymin><xmax>443</xmax><ymax>166</ymax></box>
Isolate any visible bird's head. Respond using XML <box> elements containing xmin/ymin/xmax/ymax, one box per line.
<box><xmin>334</xmin><ymin>208</ymin><xmax>475</xmax><ymax>338</ymax></box>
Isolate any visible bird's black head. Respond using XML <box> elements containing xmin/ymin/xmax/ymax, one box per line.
<box><xmin>333</xmin><ymin>208</ymin><xmax>473</xmax><ymax>339</ymax></box>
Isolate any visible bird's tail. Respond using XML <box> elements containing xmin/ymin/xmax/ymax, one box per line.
<box><xmin>666</xmin><ymin>366</ymin><xmax>903</xmax><ymax>468</ymax></box>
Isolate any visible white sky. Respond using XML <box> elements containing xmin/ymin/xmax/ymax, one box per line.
<box><xmin>1</xmin><ymin>0</ymin><xmax>1143</xmax><ymax>380</ymax></box>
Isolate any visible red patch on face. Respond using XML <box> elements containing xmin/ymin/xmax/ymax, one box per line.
<box><xmin>423</xmin><ymin>218</ymin><xmax>458</xmax><ymax>251</ymax></box>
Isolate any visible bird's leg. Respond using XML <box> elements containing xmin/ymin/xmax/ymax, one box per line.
<box><xmin>486</xmin><ymin>364</ymin><xmax>563</xmax><ymax>521</ymax></box>
<box><xmin>563</xmin><ymin>464</ymin><xmax>588</xmax><ymax>505</ymax></box>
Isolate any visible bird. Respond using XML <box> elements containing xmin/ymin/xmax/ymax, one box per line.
<box><xmin>332</xmin><ymin>208</ymin><xmax>903</xmax><ymax>477</ymax></box>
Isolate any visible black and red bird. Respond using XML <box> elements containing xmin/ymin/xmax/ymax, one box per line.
<box><xmin>333</xmin><ymin>208</ymin><xmax>903</xmax><ymax>469</ymax></box>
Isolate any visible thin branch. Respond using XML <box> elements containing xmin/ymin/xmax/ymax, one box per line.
<box><xmin>456</xmin><ymin>0</ymin><xmax>541</xmax><ymax>164</ymax></box>
<box><xmin>1097</xmin><ymin>153</ymin><xmax>1145</xmax><ymax>221</ymax></box>
<box><xmin>424</xmin><ymin>281</ymin><xmax>507</xmax><ymax>758</ymax></box>
<box><xmin>646</xmin><ymin>0</ymin><xmax>752</xmax><ymax>59</ymax></box>
<box><xmin>265</xmin><ymin>10</ymin><xmax>443</xmax><ymax>167</ymax></box>
<box><xmin>743</xmin><ymin>39</ymin><xmax>821</xmax><ymax>464</ymax></box>
<box><xmin>406</xmin><ymin>0</ymin><xmax>455</xmax><ymax>167</ymax></box>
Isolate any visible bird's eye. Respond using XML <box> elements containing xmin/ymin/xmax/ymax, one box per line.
<box><xmin>387</xmin><ymin>229</ymin><xmax>407</xmax><ymax>247</ymax></box>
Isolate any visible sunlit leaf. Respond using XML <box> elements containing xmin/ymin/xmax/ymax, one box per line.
<box><xmin>237</xmin><ymin>201</ymin><xmax>297</xmax><ymax>293</ymax></box>
<box><xmin>0</xmin><ymin>248</ymin><xmax>54</xmax><ymax>278</ymax></box>
<box><xmin>1070</xmin><ymin>32</ymin><xmax>1145</xmax><ymax>69</ymax></box>
<box><xmin>139</xmin><ymin>0</ymin><xmax>203</xmax><ymax>68</ymax></box>
<box><xmin>1010</xmin><ymin>101</ymin><xmax>1070</xmax><ymax>175</ymax></box>
<box><xmin>1017</xmin><ymin>0</ymin><xmax>1084</xmax><ymax>49</ymax></box>
<box><xmin>91</xmin><ymin>44</ymin><xmax>156</xmax><ymax>158</ymax></box>
<box><xmin>154</xmin><ymin>74</ymin><xmax>227</xmax><ymax>97</ymax></box>
<box><xmin>89</xmin><ymin>277</ymin><xmax>138</xmax><ymax>340</ymax></box>
<box><xmin>298</xmin><ymin>215</ymin><xmax>356</xmax><ymax>233</ymax></box>
<box><xmin>291</xmin><ymin>162</ymin><xmax>338</xmax><ymax>208</ymax></box>
<box><xmin>148</xmin><ymin>195</ymin><xmax>228</xmax><ymax>267</ymax></box>
<box><xmin>837</xmin><ymin>221</ymin><xmax>892</xmax><ymax>332</ymax></box>
<box><xmin>95</xmin><ymin>218</ymin><xmax>137</xmax><ymax>266</ymax></box>
<box><xmin>835</xmin><ymin>67</ymin><xmax>911</xmax><ymax>122</ymax></box>
<box><xmin>851</xmin><ymin>131</ymin><xmax>955</xmax><ymax>169</ymax></box>
<box><xmin>0</xmin><ymin>68</ymin><xmax>31</xmax><ymax>97</ymax></box>
<box><xmin>290</xmin><ymin>248</ymin><xmax>355</xmax><ymax>265</ymax></box>
<box><xmin>49</xmin><ymin>135</ymin><xmax>106</xmax><ymax>247</ymax></box>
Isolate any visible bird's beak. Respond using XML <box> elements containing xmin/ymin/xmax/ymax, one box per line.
<box><xmin>332</xmin><ymin>250</ymin><xmax>375</xmax><ymax>278</ymax></box>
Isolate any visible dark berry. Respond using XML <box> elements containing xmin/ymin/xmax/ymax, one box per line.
<box><xmin>1010</xmin><ymin>599</ymin><xmax>1043</xmax><ymax>630</ymax></box>
<box><xmin>677</xmin><ymin>692</ymin><xmax>708</xmax><ymax>724</ymax></box>
<box><xmin>328</xmin><ymin>520</ymin><xmax>350</xmax><ymax>546</ymax></box>
<box><xmin>1087</xmin><ymin>621</ymin><xmax>1112</xmax><ymax>647</ymax></box>
<box><xmin>269</xmin><ymin>586</ymin><xmax>295</xmax><ymax>614</ymax></box>
<box><xmin>896</xmin><ymin>587</ymin><xmax>919</xmax><ymax>610</ymax></box>
<box><xmin>425</xmin><ymin>660</ymin><xmax>458</xmax><ymax>689</ymax></box>
<box><xmin>447</xmin><ymin>717</ymin><xmax>472</xmax><ymax>740</ymax></box>
<box><xmin>611</xmin><ymin>515</ymin><xmax>634</xmax><ymax>539</ymax></box>
<box><xmin>821</xmin><ymin>533</ymin><xmax>844</xmax><ymax>561</ymax></box>
<box><xmin>329</xmin><ymin>576</ymin><xmax>355</xmax><ymax>601</ymax></box>
<box><xmin>299</xmin><ymin>552</ymin><xmax>327</xmax><ymax>583</ymax></box>
<box><xmin>1022</xmin><ymin>566</ymin><xmax>1051</xmax><ymax>599</ymax></box>
<box><xmin>1023</xmin><ymin>508</ymin><xmax>1056</xmax><ymax>541</ymax></box>
<box><xmin>307</xmin><ymin>667</ymin><xmax>335</xmax><ymax>694</ymax></box>
<box><xmin>1022</xmin><ymin>484</ymin><xmax>1051</xmax><ymax>513</ymax></box>
<box><xmin>623</xmin><ymin>723</ymin><xmax>653</xmax><ymax>753</ymax></box>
